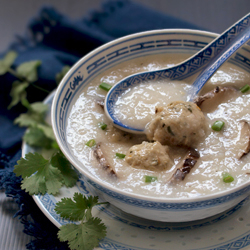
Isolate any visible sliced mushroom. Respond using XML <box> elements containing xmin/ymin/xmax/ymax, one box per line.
<box><xmin>238</xmin><ymin>120</ymin><xmax>250</xmax><ymax>159</ymax></box>
<box><xmin>170</xmin><ymin>148</ymin><xmax>200</xmax><ymax>184</ymax></box>
<box><xmin>193</xmin><ymin>86</ymin><xmax>238</xmax><ymax>113</ymax></box>
<box><xmin>93</xmin><ymin>143</ymin><xmax>117</xmax><ymax>177</ymax></box>
<box><xmin>96</xmin><ymin>99</ymin><xmax>105</xmax><ymax>109</ymax></box>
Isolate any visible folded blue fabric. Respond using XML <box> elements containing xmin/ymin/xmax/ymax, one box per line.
<box><xmin>0</xmin><ymin>0</ymin><xmax>203</xmax><ymax>249</ymax></box>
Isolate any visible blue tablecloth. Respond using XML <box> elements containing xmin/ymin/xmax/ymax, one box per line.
<box><xmin>0</xmin><ymin>0</ymin><xmax>203</xmax><ymax>249</ymax></box>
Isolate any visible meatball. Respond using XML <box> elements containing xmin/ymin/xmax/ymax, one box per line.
<box><xmin>125</xmin><ymin>141</ymin><xmax>172</xmax><ymax>171</ymax></box>
<box><xmin>146</xmin><ymin>101</ymin><xmax>207</xmax><ymax>147</ymax></box>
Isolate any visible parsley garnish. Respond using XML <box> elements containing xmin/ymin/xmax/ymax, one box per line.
<box><xmin>55</xmin><ymin>193</ymin><xmax>107</xmax><ymax>250</ymax></box>
<box><xmin>0</xmin><ymin>51</ymin><xmax>47</xmax><ymax>109</ymax></box>
<box><xmin>14</xmin><ymin>152</ymin><xmax>78</xmax><ymax>195</ymax></box>
<box><xmin>23</xmin><ymin>127</ymin><xmax>53</xmax><ymax>149</ymax></box>
<box><xmin>50</xmin><ymin>152</ymin><xmax>79</xmax><ymax>187</ymax></box>
<box><xmin>0</xmin><ymin>50</ymin><xmax>17</xmax><ymax>75</ymax></box>
<box><xmin>3</xmin><ymin>51</ymin><xmax>107</xmax><ymax>249</ymax></box>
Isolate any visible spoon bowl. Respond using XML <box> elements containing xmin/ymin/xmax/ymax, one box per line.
<box><xmin>105</xmin><ymin>13</ymin><xmax>250</xmax><ymax>134</ymax></box>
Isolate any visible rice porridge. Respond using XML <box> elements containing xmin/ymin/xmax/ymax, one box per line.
<box><xmin>67</xmin><ymin>53</ymin><xmax>250</xmax><ymax>198</ymax></box>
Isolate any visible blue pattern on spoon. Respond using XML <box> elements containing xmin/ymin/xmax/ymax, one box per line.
<box><xmin>104</xmin><ymin>13</ymin><xmax>250</xmax><ymax>133</ymax></box>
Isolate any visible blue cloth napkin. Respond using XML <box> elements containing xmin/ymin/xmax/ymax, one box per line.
<box><xmin>0</xmin><ymin>0</ymin><xmax>203</xmax><ymax>249</ymax></box>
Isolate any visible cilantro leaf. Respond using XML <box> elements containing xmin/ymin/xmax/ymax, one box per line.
<box><xmin>56</xmin><ymin>65</ymin><xmax>71</xmax><ymax>85</ymax></box>
<box><xmin>3</xmin><ymin>50</ymin><xmax>18</xmax><ymax>68</ymax></box>
<box><xmin>55</xmin><ymin>193</ymin><xmax>98</xmax><ymax>221</ymax></box>
<box><xmin>14</xmin><ymin>102</ymin><xmax>49</xmax><ymax>128</ymax></box>
<box><xmin>16</xmin><ymin>60</ymin><xmax>41</xmax><ymax>82</ymax></box>
<box><xmin>51</xmin><ymin>140</ymin><xmax>60</xmax><ymax>150</ymax></box>
<box><xmin>58</xmin><ymin>217</ymin><xmax>107</xmax><ymax>250</ymax></box>
<box><xmin>8</xmin><ymin>81</ymin><xmax>29</xmax><ymax>109</ymax></box>
<box><xmin>0</xmin><ymin>51</ymin><xmax>17</xmax><ymax>75</ymax></box>
<box><xmin>23</xmin><ymin>127</ymin><xmax>53</xmax><ymax>149</ymax></box>
<box><xmin>21</xmin><ymin>168</ymin><xmax>47</xmax><ymax>194</ymax></box>
<box><xmin>30</xmin><ymin>102</ymin><xmax>48</xmax><ymax>114</ymax></box>
<box><xmin>50</xmin><ymin>152</ymin><xmax>78</xmax><ymax>187</ymax></box>
<box><xmin>21</xmin><ymin>97</ymin><xmax>31</xmax><ymax>110</ymax></box>
<box><xmin>14</xmin><ymin>111</ymin><xmax>44</xmax><ymax>127</ymax></box>
<box><xmin>14</xmin><ymin>152</ymin><xmax>63</xmax><ymax>195</ymax></box>
<box><xmin>21</xmin><ymin>161</ymin><xmax>63</xmax><ymax>195</ymax></box>
<box><xmin>14</xmin><ymin>152</ymin><xmax>48</xmax><ymax>177</ymax></box>
<box><xmin>84</xmin><ymin>196</ymin><xmax>100</xmax><ymax>220</ymax></box>
<box><xmin>37</xmin><ymin>123</ymin><xmax>56</xmax><ymax>140</ymax></box>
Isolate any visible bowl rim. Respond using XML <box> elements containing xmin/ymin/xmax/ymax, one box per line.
<box><xmin>51</xmin><ymin>28</ymin><xmax>250</xmax><ymax>204</ymax></box>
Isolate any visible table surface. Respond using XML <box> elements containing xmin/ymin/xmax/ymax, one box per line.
<box><xmin>1</xmin><ymin>0</ymin><xmax>250</xmax><ymax>249</ymax></box>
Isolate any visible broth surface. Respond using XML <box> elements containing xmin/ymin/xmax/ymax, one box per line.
<box><xmin>67</xmin><ymin>53</ymin><xmax>250</xmax><ymax>198</ymax></box>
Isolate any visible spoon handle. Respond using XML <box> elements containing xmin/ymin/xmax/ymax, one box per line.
<box><xmin>188</xmin><ymin>13</ymin><xmax>250</xmax><ymax>100</ymax></box>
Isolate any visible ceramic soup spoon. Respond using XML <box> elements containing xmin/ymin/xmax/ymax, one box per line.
<box><xmin>104</xmin><ymin>13</ymin><xmax>250</xmax><ymax>133</ymax></box>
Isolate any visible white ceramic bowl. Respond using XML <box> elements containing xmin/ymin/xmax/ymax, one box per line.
<box><xmin>51</xmin><ymin>29</ymin><xmax>250</xmax><ymax>222</ymax></box>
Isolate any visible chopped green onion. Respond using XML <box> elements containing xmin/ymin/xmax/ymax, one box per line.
<box><xmin>98</xmin><ymin>122</ymin><xmax>107</xmax><ymax>130</ymax></box>
<box><xmin>99</xmin><ymin>82</ymin><xmax>112</xmax><ymax>91</ymax></box>
<box><xmin>145</xmin><ymin>175</ymin><xmax>158</xmax><ymax>183</ymax></box>
<box><xmin>115</xmin><ymin>153</ymin><xmax>126</xmax><ymax>159</ymax></box>
<box><xmin>86</xmin><ymin>139</ymin><xmax>96</xmax><ymax>147</ymax></box>
<box><xmin>222</xmin><ymin>172</ymin><xmax>234</xmax><ymax>183</ymax></box>
<box><xmin>211</xmin><ymin>121</ymin><xmax>225</xmax><ymax>131</ymax></box>
<box><xmin>240</xmin><ymin>84</ymin><xmax>250</xmax><ymax>93</ymax></box>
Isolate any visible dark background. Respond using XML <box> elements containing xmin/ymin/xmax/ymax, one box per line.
<box><xmin>0</xmin><ymin>0</ymin><xmax>250</xmax><ymax>51</ymax></box>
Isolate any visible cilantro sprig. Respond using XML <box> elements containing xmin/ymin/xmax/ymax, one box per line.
<box><xmin>0</xmin><ymin>51</ymin><xmax>47</xmax><ymax>109</ymax></box>
<box><xmin>0</xmin><ymin>50</ymin><xmax>17</xmax><ymax>75</ymax></box>
<box><xmin>14</xmin><ymin>101</ymin><xmax>58</xmax><ymax>149</ymax></box>
<box><xmin>55</xmin><ymin>193</ymin><xmax>107</xmax><ymax>250</ymax></box>
<box><xmin>2</xmin><ymin>52</ymin><xmax>78</xmax><ymax>195</ymax></box>
<box><xmin>14</xmin><ymin>152</ymin><xmax>78</xmax><ymax>195</ymax></box>
<box><xmin>3</xmin><ymin>51</ymin><xmax>108</xmax><ymax>249</ymax></box>
<box><xmin>1</xmin><ymin>51</ymin><xmax>58</xmax><ymax>150</ymax></box>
